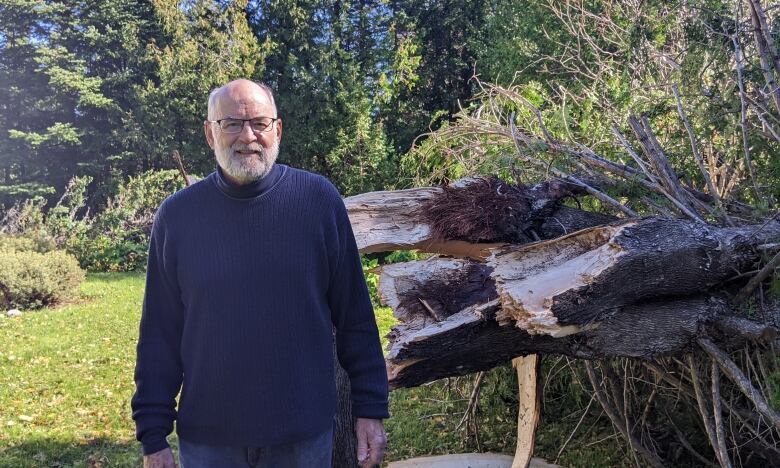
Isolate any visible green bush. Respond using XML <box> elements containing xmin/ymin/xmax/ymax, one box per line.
<box><xmin>68</xmin><ymin>169</ymin><xmax>185</xmax><ymax>272</ymax></box>
<box><xmin>0</xmin><ymin>249</ymin><xmax>85</xmax><ymax>310</ymax></box>
<box><xmin>0</xmin><ymin>170</ymin><xmax>188</xmax><ymax>272</ymax></box>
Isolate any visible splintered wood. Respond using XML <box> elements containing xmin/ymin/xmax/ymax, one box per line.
<box><xmin>373</xmin><ymin>220</ymin><xmax>779</xmax><ymax>388</ymax></box>
<box><xmin>490</xmin><ymin>224</ymin><xmax>633</xmax><ymax>336</ymax></box>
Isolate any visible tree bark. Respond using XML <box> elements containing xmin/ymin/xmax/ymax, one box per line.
<box><xmin>379</xmin><ymin>218</ymin><xmax>780</xmax><ymax>388</ymax></box>
<box><xmin>333</xmin><ymin>353</ymin><xmax>358</xmax><ymax>468</ymax></box>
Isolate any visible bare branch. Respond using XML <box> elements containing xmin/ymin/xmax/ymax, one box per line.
<box><xmin>698</xmin><ymin>337</ymin><xmax>780</xmax><ymax>431</ymax></box>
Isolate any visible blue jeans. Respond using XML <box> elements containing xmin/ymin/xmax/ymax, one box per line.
<box><xmin>179</xmin><ymin>426</ymin><xmax>333</xmax><ymax>468</ymax></box>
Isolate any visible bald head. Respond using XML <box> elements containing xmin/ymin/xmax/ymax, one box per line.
<box><xmin>204</xmin><ymin>79</ymin><xmax>282</xmax><ymax>185</ymax></box>
<box><xmin>207</xmin><ymin>79</ymin><xmax>277</xmax><ymax>121</ymax></box>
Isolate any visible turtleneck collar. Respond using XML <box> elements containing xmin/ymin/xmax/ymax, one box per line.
<box><xmin>214</xmin><ymin>163</ymin><xmax>284</xmax><ymax>199</ymax></box>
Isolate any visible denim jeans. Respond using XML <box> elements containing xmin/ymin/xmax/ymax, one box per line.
<box><xmin>178</xmin><ymin>426</ymin><xmax>333</xmax><ymax>468</ymax></box>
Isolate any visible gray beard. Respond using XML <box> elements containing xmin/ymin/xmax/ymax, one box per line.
<box><xmin>215</xmin><ymin>139</ymin><xmax>279</xmax><ymax>184</ymax></box>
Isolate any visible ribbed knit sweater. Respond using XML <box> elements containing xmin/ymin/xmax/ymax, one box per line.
<box><xmin>131</xmin><ymin>164</ymin><xmax>389</xmax><ymax>455</ymax></box>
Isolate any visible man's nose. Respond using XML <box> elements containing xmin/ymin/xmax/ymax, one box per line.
<box><xmin>236</xmin><ymin>121</ymin><xmax>258</xmax><ymax>143</ymax></box>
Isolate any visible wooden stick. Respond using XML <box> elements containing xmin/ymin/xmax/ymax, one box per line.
<box><xmin>510</xmin><ymin>115</ymin><xmax>638</xmax><ymax>217</ymax></box>
<box><xmin>687</xmin><ymin>355</ymin><xmax>725</xmax><ymax>467</ymax></box>
<box><xmin>584</xmin><ymin>361</ymin><xmax>665</xmax><ymax>468</ymax></box>
<box><xmin>627</xmin><ymin>116</ymin><xmax>705</xmax><ymax>222</ymax></box>
<box><xmin>172</xmin><ymin>150</ymin><xmax>194</xmax><ymax>187</ymax></box>
<box><xmin>710</xmin><ymin>361</ymin><xmax>732</xmax><ymax>468</ymax></box>
<box><xmin>747</xmin><ymin>0</ymin><xmax>780</xmax><ymax>115</ymax></box>
<box><xmin>698</xmin><ymin>337</ymin><xmax>780</xmax><ymax>431</ymax></box>
<box><xmin>730</xmin><ymin>14</ymin><xmax>762</xmax><ymax>200</ymax></box>
<box><xmin>511</xmin><ymin>355</ymin><xmax>540</xmax><ymax>468</ymax></box>
<box><xmin>644</xmin><ymin>362</ymin><xmax>780</xmax><ymax>458</ymax></box>
<box><xmin>455</xmin><ymin>371</ymin><xmax>485</xmax><ymax>431</ymax></box>
<box><xmin>671</xmin><ymin>84</ymin><xmax>732</xmax><ymax>226</ymax></box>
<box><xmin>611</xmin><ymin>125</ymin><xmax>659</xmax><ymax>185</ymax></box>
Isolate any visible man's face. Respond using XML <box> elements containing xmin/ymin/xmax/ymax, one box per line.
<box><xmin>204</xmin><ymin>83</ymin><xmax>283</xmax><ymax>184</ymax></box>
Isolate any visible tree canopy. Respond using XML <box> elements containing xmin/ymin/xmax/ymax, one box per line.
<box><xmin>1</xmin><ymin>0</ymin><xmax>777</xmax><ymax>204</ymax></box>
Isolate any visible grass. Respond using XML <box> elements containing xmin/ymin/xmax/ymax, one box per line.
<box><xmin>0</xmin><ymin>273</ymin><xmax>628</xmax><ymax>467</ymax></box>
<box><xmin>0</xmin><ymin>273</ymin><xmax>146</xmax><ymax>467</ymax></box>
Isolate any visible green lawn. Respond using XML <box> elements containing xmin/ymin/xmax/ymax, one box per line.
<box><xmin>0</xmin><ymin>273</ymin><xmax>626</xmax><ymax>467</ymax></box>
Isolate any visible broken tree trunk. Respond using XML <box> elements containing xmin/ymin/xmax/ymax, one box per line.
<box><xmin>345</xmin><ymin>178</ymin><xmax>617</xmax><ymax>260</ymax></box>
<box><xmin>377</xmin><ymin>217</ymin><xmax>780</xmax><ymax>388</ymax></box>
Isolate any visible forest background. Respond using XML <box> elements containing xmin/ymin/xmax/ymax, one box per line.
<box><xmin>4</xmin><ymin>0</ymin><xmax>776</xmax><ymax>214</ymax></box>
<box><xmin>1</xmin><ymin>0</ymin><xmax>779</xmax><ymax>466</ymax></box>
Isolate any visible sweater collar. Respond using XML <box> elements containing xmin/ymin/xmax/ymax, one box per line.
<box><xmin>214</xmin><ymin>163</ymin><xmax>283</xmax><ymax>199</ymax></box>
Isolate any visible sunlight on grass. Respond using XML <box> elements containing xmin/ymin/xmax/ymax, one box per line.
<box><xmin>0</xmin><ymin>273</ymin><xmax>623</xmax><ymax>467</ymax></box>
<box><xmin>0</xmin><ymin>273</ymin><xmax>147</xmax><ymax>467</ymax></box>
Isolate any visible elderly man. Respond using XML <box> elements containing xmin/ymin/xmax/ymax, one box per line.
<box><xmin>132</xmin><ymin>79</ymin><xmax>389</xmax><ymax>468</ymax></box>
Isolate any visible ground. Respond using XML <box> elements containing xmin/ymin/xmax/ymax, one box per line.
<box><xmin>0</xmin><ymin>273</ymin><xmax>626</xmax><ymax>467</ymax></box>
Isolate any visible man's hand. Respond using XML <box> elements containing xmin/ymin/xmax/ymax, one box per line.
<box><xmin>356</xmin><ymin>417</ymin><xmax>387</xmax><ymax>467</ymax></box>
<box><xmin>143</xmin><ymin>447</ymin><xmax>177</xmax><ymax>468</ymax></box>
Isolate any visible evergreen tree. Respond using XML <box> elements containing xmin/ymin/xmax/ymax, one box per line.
<box><xmin>133</xmin><ymin>0</ymin><xmax>265</xmax><ymax>178</ymax></box>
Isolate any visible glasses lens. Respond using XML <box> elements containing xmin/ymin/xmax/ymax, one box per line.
<box><xmin>218</xmin><ymin>118</ymin><xmax>274</xmax><ymax>133</ymax></box>
<box><xmin>220</xmin><ymin>119</ymin><xmax>244</xmax><ymax>133</ymax></box>
<box><xmin>250</xmin><ymin>118</ymin><xmax>273</xmax><ymax>132</ymax></box>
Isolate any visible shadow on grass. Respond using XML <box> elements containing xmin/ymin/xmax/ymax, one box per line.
<box><xmin>0</xmin><ymin>437</ymin><xmax>156</xmax><ymax>468</ymax></box>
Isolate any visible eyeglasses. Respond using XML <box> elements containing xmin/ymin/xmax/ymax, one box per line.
<box><xmin>208</xmin><ymin>117</ymin><xmax>278</xmax><ymax>134</ymax></box>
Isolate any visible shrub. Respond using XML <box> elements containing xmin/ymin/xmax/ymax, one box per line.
<box><xmin>0</xmin><ymin>170</ymin><xmax>187</xmax><ymax>272</ymax></box>
<box><xmin>0</xmin><ymin>249</ymin><xmax>85</xmax><ymax>310</ymax></box>
<box><xmin>68</xmin><ymin>169</ymin><xmax>185</xmax><ymax>271</ymax></box>
<box><xmin>0</xmin><ymin>235</ymin><xmax>47</xmax><ymax>253</ymax></box>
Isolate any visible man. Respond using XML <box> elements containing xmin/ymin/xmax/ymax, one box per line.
<box><xmin>132</xmin><ymin>79</ymin><xmax>389</xmax><ymax>468</ymax></box>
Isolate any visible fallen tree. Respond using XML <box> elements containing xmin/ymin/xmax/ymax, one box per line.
<box><xmin>345</xmin><ymin>186</ymin><xmax>780</xmax><ymax>389</ymax></box>
<box><xmin>343</xmin><ymin>176</ymin><xmax>780</xmax><ymax>467</ymax></box>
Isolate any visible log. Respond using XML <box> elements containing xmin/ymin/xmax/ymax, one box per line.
<box><xmin>380</xmin><ymin>218</ymin><xmax>780</xmax><ymax>388</ymax></box>
<box><xmin>345</xmin><ymin>178</ymin><xmax>617</xmax><ymax>259</ymax></box>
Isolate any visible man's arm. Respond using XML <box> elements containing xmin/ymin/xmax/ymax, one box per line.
<box><xmin>325</xmin><ymin>188</ymin><xmax>390</xmax><ymax>465</ymax></box>
<box><xmin>326</xmin><ymin>198</ymin><xmax>390</xmax><ymax>419</ymax></box>
<box><xmin>131</xmin><ymin>203</ymin><xmax>185</xmax><ymax>457</ymax></box>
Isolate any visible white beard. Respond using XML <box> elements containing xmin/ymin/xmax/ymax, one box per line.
<box><xmin>215</xmin><ymin>138</ymin><xmax>279</xmax><ymax>184</ymax></box>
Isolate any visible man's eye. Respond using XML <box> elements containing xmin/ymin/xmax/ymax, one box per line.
<box><xmin>223</xmin><ymin>120</ymin><xmax>242</xmax><ymax>130</ymax></box>
<box><xmin>250</xmin><ymin>120</ymin><xmax>270</xmax><ymax>130</ymax></box>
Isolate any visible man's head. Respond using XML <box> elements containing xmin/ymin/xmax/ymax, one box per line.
<box><xmin>204</xmin><ymin>79</ymin><xmax>283</xmax><ymax>185</ymax></box>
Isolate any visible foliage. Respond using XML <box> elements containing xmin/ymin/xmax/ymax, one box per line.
<box><xmin>68</xmin><ymin>170</ymin><xmax>185</xmax><ymax>272</ymax></box>
<box><xmin>0</xmin><ymin>248</ymin><xmax>84</xmax><ymax>310</ymax></box>
<box><xmin>0</xmin><ymin>235</ymin><xmax>51</xmax><ymax>254</ymax></box>
<box><xmin>0</xmin><ymin>0</ymin><xmax>263</xmax><ymax>206</ymax></box>
<box><xmin>0</xmin><ymin>170</ymin><xmax>185</xmax><ymax>272</ymax></box>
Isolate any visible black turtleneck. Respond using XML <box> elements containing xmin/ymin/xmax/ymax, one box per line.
<box><xmin>214</xmin><ymin>163</ymin><xmax>285</xmax><ymax>199</ymax></box>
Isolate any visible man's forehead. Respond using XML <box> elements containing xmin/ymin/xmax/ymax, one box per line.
<box><xmin>217</xmin><ymin>87</ymin><xmax>272</xmax><ymax>108</ymax></box>
<box><xmin>217</xmin><ymin>80</ymin><xmax>271</xmax><ymax>105</ymax></box>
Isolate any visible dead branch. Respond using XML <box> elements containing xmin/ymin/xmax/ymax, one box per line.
<box><xmin>585</xmin><ymin>361</ymin><xmax>665</xmax><ymax>468</ymax></box>
<box><xmin>698</xmin><ymin>337</ymin><xmax>780</xmax><ymax>431</ymax></box>
<box><xmin>734</xmin><ymin>249</ymin><xmax>780</xmax><ymax>304</ymax></box>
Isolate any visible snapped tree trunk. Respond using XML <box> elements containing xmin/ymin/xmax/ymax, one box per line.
<box><xmin>335</xmin><ymin>178</ymin><xmax>779</xmax><ymax>464</ymax></box>
<box><xmin>379</xmin><ymin>217</ymin><xmax>779</xmax><ymax>388</ymax></box>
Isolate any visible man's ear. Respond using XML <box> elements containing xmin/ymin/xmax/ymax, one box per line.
<box><xmin>275</xmin><ymin>118</ymin><xmax>283</xmax><ymax>142</ymax></box>
<box><xmin>204</xmin><ymin>121</ymin><xmax>215</xmax><ymax>149</ymax></box>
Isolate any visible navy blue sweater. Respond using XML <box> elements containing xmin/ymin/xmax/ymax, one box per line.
<box><xmin>131</xmin><ymin>164</ymin><xmax>389</xmax><ymax>455</ymax></box>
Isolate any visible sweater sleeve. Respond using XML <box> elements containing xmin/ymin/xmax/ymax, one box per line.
<box><xmin>131</xmin><ymin>202</ymin><xmax>185</xmax><ymax>454</ymax></box>
<box><xmin>327</xmin><ymin>193</ymin><xmax>390</xmax><ymax>420</ymax></box>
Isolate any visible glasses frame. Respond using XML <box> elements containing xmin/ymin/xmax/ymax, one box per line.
<box><xmin>207</xmin><ymin>117</ymin><xmax>279</xmax><ymax>134</ymax></box>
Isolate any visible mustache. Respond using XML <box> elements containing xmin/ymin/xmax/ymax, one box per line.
<box><xmin>231</xmin><ymin>143</ymin><xmax>264</xmax><ymax>153</ymax></box>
